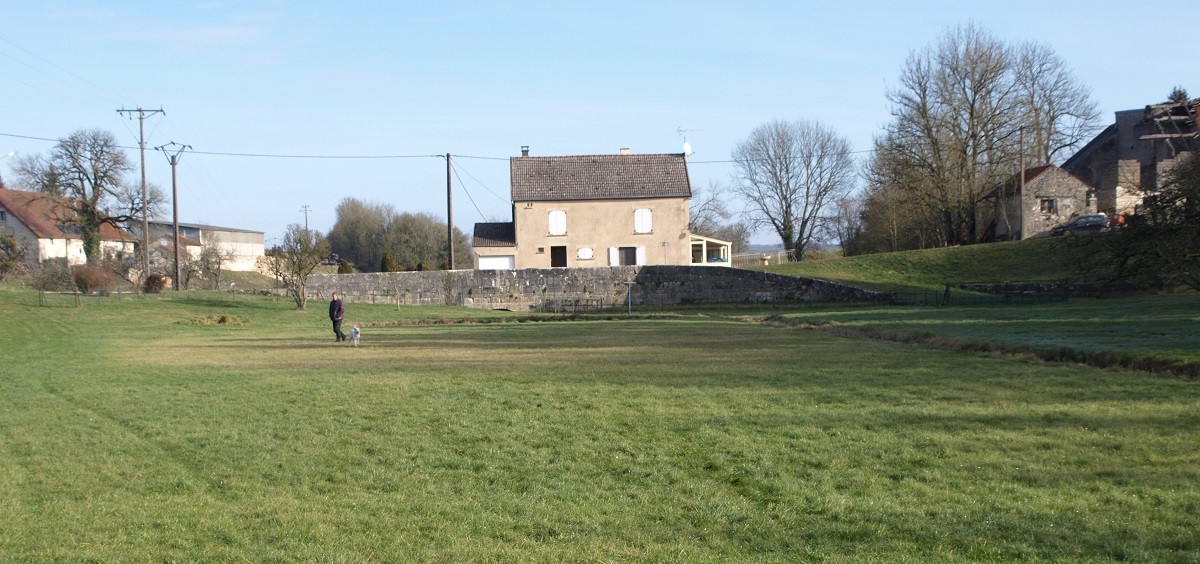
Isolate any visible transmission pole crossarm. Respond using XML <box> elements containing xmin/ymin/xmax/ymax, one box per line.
<box><xmin>116</xmin><ymin>107</ymin><xmax>165</xmax><ymax>285</ymax></box>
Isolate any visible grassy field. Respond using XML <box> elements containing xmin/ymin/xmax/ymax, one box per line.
<box><xmin>2</xmin><ymin>288</ymin><xmax>1198</xmax><ymax>561</ymax></box>
<box><xmin>765</xmin><ymin>238</ymin><xmax>1080</xmax><ymax>293</ymax></box>
<box><xmin>771</xmin><ymin>293</ymin><xmax>1200</xmax><ymax>370</ymax></box>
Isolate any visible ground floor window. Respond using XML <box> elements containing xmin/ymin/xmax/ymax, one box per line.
<box><xmin>1040</xmin><ymin>198</ymin><xmax>1058</xmax><ymax>214</ymax></box>
<box><xmin>618</xmin><ymin>246</ymin><xmax>637</xmax><ymax>266</ymax></box>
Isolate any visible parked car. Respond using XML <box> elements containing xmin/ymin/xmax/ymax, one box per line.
<box><xmin>1050</xmin><ymin>213</ymin><xmax>1108</xmax><ymax>236</ymax></box>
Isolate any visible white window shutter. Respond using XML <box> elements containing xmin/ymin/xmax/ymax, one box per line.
<box><xmin>634</xmin><ymin>208</ymin><xmax>652</xmax><ymax>233</ymax></box>
<box><xmin>548</xmin><ymin>210</ymin><xmax>567</xmax><ymax>235</ymax></box>
<box><xmin>635</xmin><ymin>246</ymin><xmax>646</xmax><ymax>266</ymax></box>
<box><xmin>608</xmin><ymin>247</ymin><xmax>619</xmax><ymax>266</ymax></box>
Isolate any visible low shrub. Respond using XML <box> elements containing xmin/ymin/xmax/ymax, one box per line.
<box><xmin>144</xmin><ymin>274</ymin><xmax>169</xmax><ymax>294</ymax></box>
<box><xmin>33</xmin><ymin>259</ymin><xmax>75</xmax><ymax>292</ymax></box>
<box><xmin>73</xmin><ymin>265</ymin><xmax>117</xmax><ymax>296</ymax></box>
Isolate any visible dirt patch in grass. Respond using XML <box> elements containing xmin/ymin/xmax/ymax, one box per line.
<box><xmin>189</xmin><ymin>314</ymin><xmax>250</xmax><ymax>325</ymax></box>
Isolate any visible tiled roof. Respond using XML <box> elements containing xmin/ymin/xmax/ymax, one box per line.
<box><xmin>472</xmin><ymin>222</ymin><xmax>516</xmax><ymax>247</ymax></box>
<box><xmin>0</xmin><ymin>187</ymin><xmax>135</xmax><ymax>242</ymax></box>
<box><xmin>1020</xmin><ymin>164</ymin><xmax>1055</xmax><ymax>184</ymax></box>
<box><xmin>148</xmin><ymin>220</ymin><xmax>263</xmax><ymax>235</ymax></box>
<box><xmin>510</xmin><ymin>153</ymin><xmax>691</xmax><ymax>202</ymax></box>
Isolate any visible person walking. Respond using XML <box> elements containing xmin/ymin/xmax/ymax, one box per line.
<box><xmin>329</xmin><ymin>292</ymin><xmax>346</xmax><ymax>342</ymax></box>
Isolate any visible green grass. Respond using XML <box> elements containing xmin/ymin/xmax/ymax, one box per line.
<box><xmin>765</xmin><ymin>238</ymin><xmax>1078</xmax><ymax>293</ymax></box>
<box><xmin>773</xmin><ymin>293</ymin><xmax>1200</xmax><ymax>367</ymax></box>
<box><xmin>2</xmin><ymin>289</ymin><xmax>1198</xmax><ymax>561</ymax></box>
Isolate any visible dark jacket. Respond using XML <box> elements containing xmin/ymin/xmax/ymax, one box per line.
<box><xmin>329</xmin><ymin>298</ymin><xmax>344</xmax><ymax>321</ymax></box>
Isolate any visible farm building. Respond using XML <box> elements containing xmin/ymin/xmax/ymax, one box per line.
<box><xmin>0</xmin><ymin>187</ymin><xmax>135</xmax><ymax>265</ymax></box>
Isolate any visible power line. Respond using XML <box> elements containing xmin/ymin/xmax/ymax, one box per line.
<box><xmin>449</xmin><ymin>162</ymin><xmax>486</xmax><ymax>221</ymax></box>
<box><xmin>7</xmin><ymin>129</ymin><xmax>880</xmax><ymax>165</ymax></box>
<box><xmin>162</xmin><ymin>114</ymin><xmax>252</xmax><ymax>229</ymax></box>
<box><xmin>186</xmin><ymin>150</ymin><xmax>443</xmax><ymax>159</ymax></box>
<box><xmin>451</xmin><ymin>159</ymin><xmax>511</xmax><ymax>205</ymax></box>
<box><xmin>0</xmin><ymin>132</ymin><xmax>57</xmax><ymax>143</ymax></box>
<box><xmin>451</xmin><ymin>154</ymin><xmax>509</xmax><ymax>161</ymax></box>
<box><xmin>0</xmin><ymin>33</ymin><xmax>129</xmax><ymax>105</ymax></box>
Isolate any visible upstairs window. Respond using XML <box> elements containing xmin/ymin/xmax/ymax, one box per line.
<box><xmin>634</xmin><ymin>208</ymin><xmax>653</xmax><ymax>234</ymax></box>
<box><xmin>548</xmin><ymin>210</ymin><xmax>567</xmax><ymax>236</ymax></box>
<box><xmin>1040</xmin><ymin>198</ymin><xmax>1058</xmax><ymax>214</ymax></box>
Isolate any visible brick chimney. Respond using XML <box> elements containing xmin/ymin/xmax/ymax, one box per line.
<box><xmin>520</xmin><ymin>145</ymin><xmax>529</xmax><ymax>157</ymax></box>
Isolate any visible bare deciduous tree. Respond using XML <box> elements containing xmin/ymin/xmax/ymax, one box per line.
<box><xmin>732</xmin><ymin>119</ymin><xmax>855</xmax><ymax>261</ymax></box>
<box><xmin>826</xmin><ymin>196</ymin><xmax>864</xmax><ymax>254</ymax></box>
<box><xmin>688</xmin><ymin>181</ymin><xmax>752</xmax><ymax>253</ymax></box>
<box><xmin>868</xmin><ymin>23</ymin><xmax>1099</xmax><ymax>249</ymax></box>
<box><xmin>688</xmin><ymin>180</ymin><xmax>732</xmax><ymax>236</ymax></box>
<box><xmin>1015</xmin><ymin>42</ymin><xmax>1101</xmax><ymax>164</ymax></box>
<box><xmin>268</xmin><ymin>224</ymin><xmax>330</xmax><ymax>310</ymax></box>
<box><xmin>883</xmin><ymin>23</ymin><xmax>1019</xmax><ymax>246</ymax></box>
<box><xmin>13</xmin><ymin>129</ymin><xmax>139</xmax><ymax>265</ymax></box>
<box><xmin>181</xmin><ymin>235</ymin><xmax>235</xmax><ymax>290</ymax></box>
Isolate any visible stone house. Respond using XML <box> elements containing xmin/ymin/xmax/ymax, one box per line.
<box><xmin>0</xmin><ymin>187</ymin><xmax>135</xmax><ymax>264</ymax></box>
<box><xmin>1062</xmin><ymin>97</ymin><xmax>1197</xmax><ymax>215</ymax></box>
<box><xmin>473</xmin><ymin>147</ymin><xmax>731</xmax><ymax>270</ymax></box>
<box><xmin>993</xmin><ymin>164</ymin><xmax>1095</xmax><ymax>240</ymax></box>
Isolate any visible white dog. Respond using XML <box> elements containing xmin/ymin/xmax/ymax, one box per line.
<box><xmin>349</xmin><ymin>325</ymin><xmax>361</xmax><ymax>347</ymax></box>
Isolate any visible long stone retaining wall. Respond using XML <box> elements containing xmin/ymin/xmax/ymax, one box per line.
<box><xmin>309</xmin><ymin>266</ymin><xmax>885</xmax><ymax>311</ymax></box>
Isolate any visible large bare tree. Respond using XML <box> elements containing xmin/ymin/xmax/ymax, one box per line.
<box><xmin>13</xmin><ymin>129</ymin><xmax>141</xmax><ymax>265</ymax></box>
<box><xmin>1015</xmin><ymin>42</ymin><xmax>1102</xmax><ymax>164</ymax></box>
<box><xmin>732</xmin><ymin>119</ymin><xmax>855</xmax><ymax>260</ymax></box>
<box><xmin>865</xmin><ymin>23</ymin><xmax>1099</xmax><ymax>249</ymax></box>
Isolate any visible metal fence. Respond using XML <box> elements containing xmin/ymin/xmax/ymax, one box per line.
<box><xmin>879</xmin><ymin>288</ymin><xmax>1070</xmax><ymax>307</ymax></box>
<box><xmin>883</xmin><ymin>282</ymin><xmax>1070</xmax><ymax>309</ymax></box>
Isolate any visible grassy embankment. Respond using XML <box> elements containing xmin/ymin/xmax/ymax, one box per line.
<box><xmin>747</xmin><ymin>238</ymin><xmax>1197</xmax><ymax>375</ymax></box>
<box><xmin>1</xmin><ymin>287</ymin><xmax>1197</xmax><ymax>561</ymax></box>
<box><xmin>765</xmin><ymin>237</ymin><xmax>1079</xmax><ymax>293</ymax></box>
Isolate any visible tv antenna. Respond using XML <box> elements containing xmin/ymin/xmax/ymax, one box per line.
<box><xmin>677</xmin><ymin>127</ymin><xmax>700</xmax><ymax>156</ymax></box>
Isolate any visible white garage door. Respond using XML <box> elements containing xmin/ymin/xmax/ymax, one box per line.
<box><xmin>477</xmin><ymin>255</ymin><xmax>515</xmax><ymax>270</ymax></box>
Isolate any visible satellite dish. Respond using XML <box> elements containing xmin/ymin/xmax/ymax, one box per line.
<box><xmin>683</xmin><ymin>140</ymin><xmax>693</xmax><ymax>156</ymax></box>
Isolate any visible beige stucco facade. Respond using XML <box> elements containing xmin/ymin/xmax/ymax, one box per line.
<box><xmin>507</xmin><ymin>197</ymin><xmax>691</xmax><ymax>268</ymax></box>
<box><xmin>35</xmin><ymin>238</ymin><xmax>135</xmax><ymax>265</ymax></box>
<box><xmin>3</xmin><ymin>214</ymin><xmax>133</xmax><ymax>265</ymax></box>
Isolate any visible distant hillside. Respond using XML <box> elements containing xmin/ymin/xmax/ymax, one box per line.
<box><xmin>763</xmin><ymin>238</ymin><xmax>1082</xmax><ymax>293</ymax></box>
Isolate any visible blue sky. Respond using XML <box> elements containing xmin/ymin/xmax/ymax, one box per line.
<box><xmin>1</xmin><ymin>1</ymin><xmax>1194</xmax><ymax>246</ymax></box>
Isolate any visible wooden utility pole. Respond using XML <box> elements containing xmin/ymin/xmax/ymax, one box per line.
<box><xmin>445</xmin><ymin>153</ymin><xmax>454</xmax><ymax>270</ymax></box>
<box><xmin>156</xmin><ymin>142</ymin><xmax>190</xmax><ymax>290</ymax></box>
<box><xmin>117</xmin><ymin>107</ymin><xmax>164</xmax><ymax>280</ymax></box>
